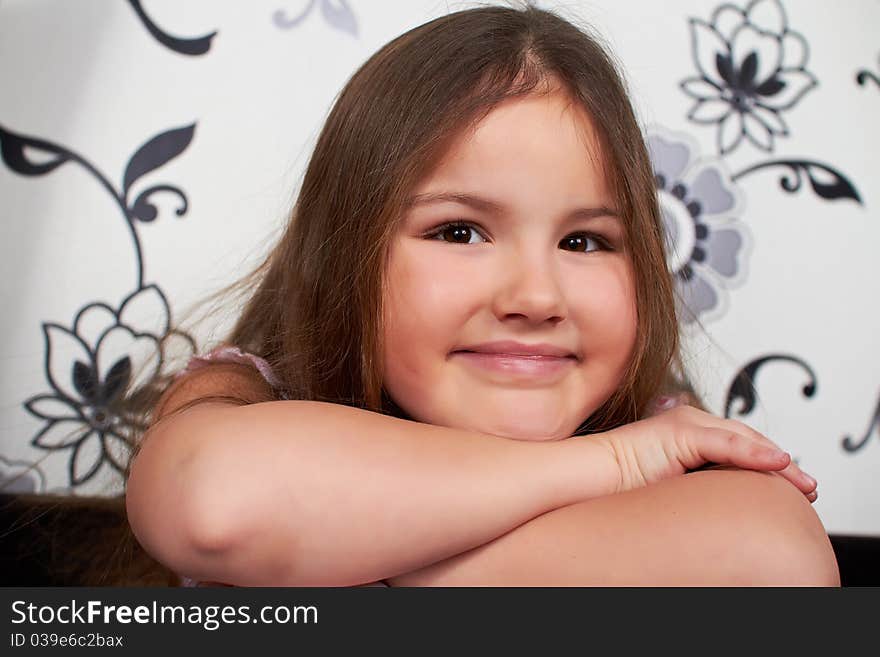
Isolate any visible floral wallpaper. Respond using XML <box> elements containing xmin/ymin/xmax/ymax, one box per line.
<box><xmin>0</xmin><ymin>0</ymin><xmax>877</xmax><ymax>535</ymax></box>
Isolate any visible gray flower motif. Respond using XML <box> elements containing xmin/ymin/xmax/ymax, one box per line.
<box><xmin>681</xmin><ymin>0</ymin><xmax>817</xmax><ymax>155</ymax></box>
<box><xmin>23</xmin><ymin>286</ymin><xmax>192</xmax><ymax>487</ymax></box>
<box><xmin>648</xmin><ymin>127</ymin><xmax>752</xmax><ymax>324</ymax></box>
<box><xmin>273</xmin><ymin>0</ymin><xmax>358</xmax><ymax>36</ymax></box>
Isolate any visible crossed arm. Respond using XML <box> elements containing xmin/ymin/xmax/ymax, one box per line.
<box><xmin>127</xmin><ymin>364</ymin><xmax>840</xmax><ymax>587</ymax></box>
<box><xmin>388</xmin><ymin>465</ymin><xmax>840</xmax><ymax>586</ymax></box>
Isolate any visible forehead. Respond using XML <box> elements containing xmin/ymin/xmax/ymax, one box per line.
<box><xmin>414</xmin><ymin>89</ymin><xmax>611</xmax><ymax>204</ymax></box>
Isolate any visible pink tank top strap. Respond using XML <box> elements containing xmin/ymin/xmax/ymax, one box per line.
<box><xmin>647</xmin><ymin>391</ymin><xmax>697</xmax><ymax>416</ymax></box>
<box><xmin>177</xmin><ymin>345</ymin><xmax>290</xmax><ymax>399</ymax></box>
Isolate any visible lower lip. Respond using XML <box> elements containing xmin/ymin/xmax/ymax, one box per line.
<box><xmin>451</xmin><ymin>351</ymin><xmax>576</xmax><ymax>377</ymax></box>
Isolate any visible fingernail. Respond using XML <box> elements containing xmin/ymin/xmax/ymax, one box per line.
<box><xmin>804</xmin><ymin>473</ymin><xmax>817</xmax><ymax>487</ymax></box>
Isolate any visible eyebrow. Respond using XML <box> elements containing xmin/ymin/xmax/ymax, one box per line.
<box><xmin>405</xmin><ymin>192</ymin><xmax>620</xmax><ymax>222</ymax></box>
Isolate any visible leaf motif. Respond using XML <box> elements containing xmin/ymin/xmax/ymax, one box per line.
<box><xmin>715</xmin><ymin>53</ymin><xmax>737</xmax><ymax>87</ymax></box>
<box><xmin>739</xmin><ymin>51</ymin><xmax>758</xmax><ymax>88</ymax></box>
<box><xmin>802</xmin><ymin>162</ymin><xmax>862</xmax><ymax>203</ymax></box>
<box><xmin>272</xmin><ymin>0</ymin><xmax>316</xmax><ymax>29</ymax></box>
<box><xmin>755</xmin><ymin>75</ymin><xmax>786</xmax><ymax>96</ymax></box>
<box><xmin>102</xmin><ymin>357</ymin><xmax>132</xmax><ymax>404</ymax></box>
<box><xmin>123</xmin><ymin>124</ymin><xmax>195</xmax><ymax>195</ymax></box>
<box><xmin>321</xmin><ymin>0</ymin><xmax>358</xmax><ymax>36</ymax></box>
<box><xmin>73</xmin><ymin>360</ymin><xmax>99</xmax><ymax>403</ymax></box>
<box><xmin>0</xmin><ymin>125</ymin><xmax>73</xmax><ymax>176</ymax></box>
<box><xmin>127</xmin><ymin>0</ymin><xmax>216</xmax><ymax>56</ymax></box>
<box><xmin>733</xmin><ymin>159</ymin><xmax>862</xmax><ymax>204</ymax></box>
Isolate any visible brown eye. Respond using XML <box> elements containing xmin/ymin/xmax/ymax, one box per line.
<box><xmin>430</xmin><ymin>222</ymin><xmax>486</xmax><ymax>244</ymax></box>
<box><xmin>443</xmin><ymin>226</ymin><xmax>472</xmax><ymax>243</ymax></box>
<box><xmin>560</xmin><ymin>234</ymin><xmax>604</xmax><ymax>253</ymax></box>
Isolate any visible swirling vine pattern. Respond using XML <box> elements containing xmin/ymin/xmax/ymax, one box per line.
<box><xmin>0</xmin><ymin>124</ymin><xmax>194</xmax><ymax>287</ymax></box>
<box><xmin>724</xmin><ymin>354</ymin><xmax>817</xmax><ymax>419</ymax></box>
<box><xmin>0</xmin><ymin>124</ymin><xmax>198</xmax><ymax>487</ymax></box>
<box><xmin>126</xmin><ymin>0</ymin><xmax>217</xmax><ymax>55</ymax></box>
<box><xmin>842</xmin><ymin>394</ymin><xmax>880</xmax><ymax>453</ymax></box>
<box><xmin>731</xmin><ymin>159</ymin><xmax>862</xmax><ymax>204</ymax></box>
<box><xmin>855</xmin><ymin>54</ymin><xmax>880</xmax><ymax>90</ymax></box>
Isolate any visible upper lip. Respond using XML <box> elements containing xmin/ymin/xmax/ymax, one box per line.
<box><xmin>453</xmin><ymin>340</ymin><xmax>577</xmax><ymax>359</ymax></box>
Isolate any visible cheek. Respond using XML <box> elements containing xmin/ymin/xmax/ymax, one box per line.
<box><xmin>570</xmin><ymin>262</ymin><xmax>638</xmax><ymax>362</ymax></box>
<box><xmin>386</xmin><ymin>239</ymin><xmax>490</xmax><ymax>324</ymax></box>
<box><xmin>391</xmin><ymin>258</ymin><xmax>466</xmax><ymax>320</ymax></box>
<box><xmin>382</xmin><ymin>245</ymin><xmax>477</xmax><ymax>383</ymax></box>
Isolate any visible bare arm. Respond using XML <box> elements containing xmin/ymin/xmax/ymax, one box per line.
<box><xmin>387</xmin><ymin>467</ymin><xmax>840</xmax><ymax>586</ymax></box>
<box><xmin>126</xmin><ymin>368</ymin><xmax>618</xmax><ymax>587</ymax></box>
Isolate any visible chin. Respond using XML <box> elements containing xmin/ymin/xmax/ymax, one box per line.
<box><xmin>391</xmin><ymin>389</ymin><xmax>592</xmax><ymax>441</ymax></box>
<box><xmin>466</xmin><ymin>415</ymin><xmax>578</xmax><ymax>442</ymax></box>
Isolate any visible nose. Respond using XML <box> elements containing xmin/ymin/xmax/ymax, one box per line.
<box><xmin>491</xmin><ymin>247</ymin><xmax>567</xmax><ymax>325</ymax></box>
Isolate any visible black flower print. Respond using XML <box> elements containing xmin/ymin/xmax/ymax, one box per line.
<box><xmin>23</xmin><ymin>288</ymin><xmax>193</xmax><ymax>487</ymax></box>
<box><xmin>681</xmin><ymin>0</ymin><xmax>817</xmax><ymax>154</ymax></box>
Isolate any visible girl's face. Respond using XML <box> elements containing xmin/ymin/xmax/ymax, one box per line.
<box><xmin>382</xmin><ymin>89</ymin><xmax>637</xmax><ymax>441</ymax></box>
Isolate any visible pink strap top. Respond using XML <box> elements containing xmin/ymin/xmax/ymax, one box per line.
<box><xmin>175</xmin><ymin>345</ymin><xmax>290</xmax><ymax>400</ymax></box>
<box><xmin>174</xmin><ymin>345</ymin><xmax>387</xmax><ymax>588</ymax></box>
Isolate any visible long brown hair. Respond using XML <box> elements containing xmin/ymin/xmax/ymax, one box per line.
<box><xmin>6</xmin><ymin>3</ymin><xmax>692</xmax><ymax>585</ymax></box>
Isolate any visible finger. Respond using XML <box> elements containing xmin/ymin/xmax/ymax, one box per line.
<box><xmin>687</xmin><ymin>427</ymin><xmax>791</xmax><ymax>473</ymax></box>
<box><xmin>719</xmin><ymin>420</ymin><xmax>818</xmax><ymax>497</ymax></box>
<box><xmin>766</xmin><ymin>462</ymin><xmax>818</xmax><ymax>498</ymax></box>
<box><xmin>665</xmin><ymin>407</ymin><xmax>817</xmax><ymax>499</ymax></box>
<box><xmin>686</xmin><ymin>427</ymin><xmax>818</xmax><ymax>501</ymax></box>
<box><xmin>736</xmin><ymin>434</ymin><xmax>817</xmax><ymax>497</ymax></box>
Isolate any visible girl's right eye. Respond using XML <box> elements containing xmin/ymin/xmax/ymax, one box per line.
<box><xmin>426</xmin><ymin>221</ymin><xmax>487</xmax><ymax>245</ymax></box>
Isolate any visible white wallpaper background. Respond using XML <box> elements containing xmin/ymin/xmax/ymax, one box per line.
<box><xmin>0</xmin><ymin>0</ymin><xmax>877</xmax><ymax>536</ymax></box>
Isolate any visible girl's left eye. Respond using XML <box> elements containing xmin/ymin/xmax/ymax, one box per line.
<box><xmin>426</xmin><ymin>222</ymin><xmax>610</xmax><ymax>252</ymax></box>
<box><xmin>427</xmin><ymin>222</ymin><xmax>487</xmax><ymax>245</ymax></box>
<box><xmin>559</xmin><ymin>233</ymin><xmax>610</xmax><ymax>253</ymax></box>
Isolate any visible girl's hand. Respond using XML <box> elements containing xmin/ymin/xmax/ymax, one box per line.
<box><xmin>592</xmin><ymin>404</ymin><xmax>819</xmax><ymax>503</ymax></box>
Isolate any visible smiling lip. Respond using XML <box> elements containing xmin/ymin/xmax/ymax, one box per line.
<box><xmin>453</xmin><ymin>340</ymin><xmax>577</xmax><ymax>359</ymax></box>
<box><xmin>451</xmin><ymin>341</ymin><xmax>577</xmax><ymax>379</ymax></box>
<box><xmin>451</xmin><ymin>351</ymin><xmax>575</xmax><ymax>378</ymax></box>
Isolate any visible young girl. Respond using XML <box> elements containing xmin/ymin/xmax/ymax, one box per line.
<box><xmin>125</xmin><ymin>4</ymin><xmax>838</xmax><ymax>587</ymax></box>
